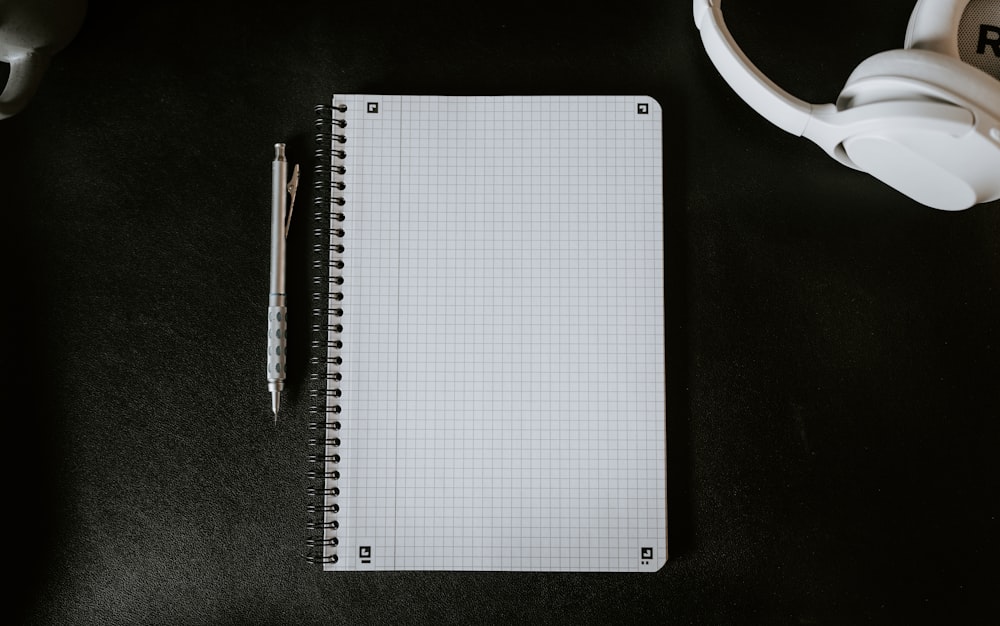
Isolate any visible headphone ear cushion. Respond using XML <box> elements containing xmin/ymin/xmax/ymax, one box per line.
<box><xmin>904</xmin><ymin>0</ymin><xmax>966</xmax><ymax>56</ymax></box>
<box><xmin>840</xmin><ymin>49</ymin><xmax>1000</xmax><ymax>118</ymax></box>
<box><xmin>905</xmin><ymin>0</ymin><xmax>1000</xmax><ymax>80</ymax></box>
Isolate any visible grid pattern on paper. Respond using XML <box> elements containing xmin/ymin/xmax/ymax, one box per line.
<box><xmin>327</xmin><ymin>95</ymin><xmax>665</xmax><ymax>572</ymax></box>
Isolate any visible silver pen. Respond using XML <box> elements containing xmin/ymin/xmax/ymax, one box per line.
<box><xmin>267</xmin><ymin>143</ymin><xmax>299</xmax><ymax>419</ymax></box>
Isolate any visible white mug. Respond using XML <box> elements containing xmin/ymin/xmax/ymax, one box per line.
<box><xmin>0</xmin><ymin>0</ymin><xmax>87</xmax><ymax>119</ymax></box>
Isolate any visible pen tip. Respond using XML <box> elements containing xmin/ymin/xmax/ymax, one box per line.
<box><xmin>271</xmin><ymin>391</ymin><xmax>281</xmax><ymax>418</ymax></box>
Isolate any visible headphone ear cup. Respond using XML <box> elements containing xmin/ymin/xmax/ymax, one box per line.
<box><xmin>839</xmin><ymin>49</ymin><xmax>1000</xmax><ymax>119</ymax></box>
<box><xmin>833</xmin><ymin>49</ymin><xmax>1000</xmax><ymax>210</ymax></box>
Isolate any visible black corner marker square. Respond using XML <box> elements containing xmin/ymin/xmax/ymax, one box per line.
<box><xmin>359</xmin><ymin>546</ymin><xmax>371</xmax><ymax>558</ymax></box>
<box><xmin>367</xmin><ymin>102</ymin><xmax>379</xmax><ymax>114</ymax></box>
<box><xmin>637</xmin><ymin>103</ymin><xmax>649</xmax><ymax>115</ymax></box>
<box><xmin>641</xmin><ymin>547</ymin><xmax>653</xmax><ymax>560</ymax></box>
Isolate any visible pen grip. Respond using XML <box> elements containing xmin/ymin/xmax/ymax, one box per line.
<box><xmin>267</xmin><ymin>305</ymin><xmax>287</xmax><ymax>382</ymax></box>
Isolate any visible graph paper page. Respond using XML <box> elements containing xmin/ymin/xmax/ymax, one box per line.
<box><xmin>327</xmin><ymin>95</ymin><xmax>665</xmax><ymax>571</ymax></box>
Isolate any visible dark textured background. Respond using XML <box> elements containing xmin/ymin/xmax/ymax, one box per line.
<box><xmin>6</xmin><ymin>0</ymin><xmax>999</xmax><ymax>623</ymax></box>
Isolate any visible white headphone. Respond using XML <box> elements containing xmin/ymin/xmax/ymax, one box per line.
<box><xmin>693</xmin><ymin>0</ymin><xmax>1000</xmax><ymax>210</ymax></box>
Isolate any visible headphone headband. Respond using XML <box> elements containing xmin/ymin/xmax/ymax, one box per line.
<box><xmin>693</xmin><ymin>0</ymin><xmax>818</xmax><ymax>136</ymax></box>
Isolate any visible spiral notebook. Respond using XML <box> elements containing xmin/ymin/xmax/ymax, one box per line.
<box><xmin>308</xmin><ymin>95</ymin><xmax>666</xmax><ymax>571</ymax></box>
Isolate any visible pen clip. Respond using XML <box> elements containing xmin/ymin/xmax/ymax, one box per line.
<box><xmin>284</xmin><ymin>163</ymin><xmax>300</xmax><ymax>239</ymax></box>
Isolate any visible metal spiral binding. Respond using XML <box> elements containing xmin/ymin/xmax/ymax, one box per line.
<box><xmin>306</xmin><ymin>101</ymin><xmax>347</xmax><ymax>566</ymax></box>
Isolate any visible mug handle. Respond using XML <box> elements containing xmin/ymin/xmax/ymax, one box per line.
<box><xmin>0</xmin><ymin>52</ymin><xmax>50</xmax><ymax>120</ymax></box>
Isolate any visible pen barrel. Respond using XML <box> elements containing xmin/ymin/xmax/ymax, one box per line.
<box><xmin>268</xmin><ymin>144</ymin><xmax>288</xmax><ymax>392</ymax></box>
<box><xmin>267</xmin><ymin>296</ymin><xmax>287</xmax><ymax>384</ymax></box>
<box><xmin>270</xmin><ymin>148</ymin><xmax>288</xmax><ymax>296</ymax></box>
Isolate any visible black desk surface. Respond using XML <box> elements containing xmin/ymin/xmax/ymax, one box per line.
<box><xmin>7</xmin><ymin>0</ymin><xmax>999</xmax><ymax>623</ymax></box>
